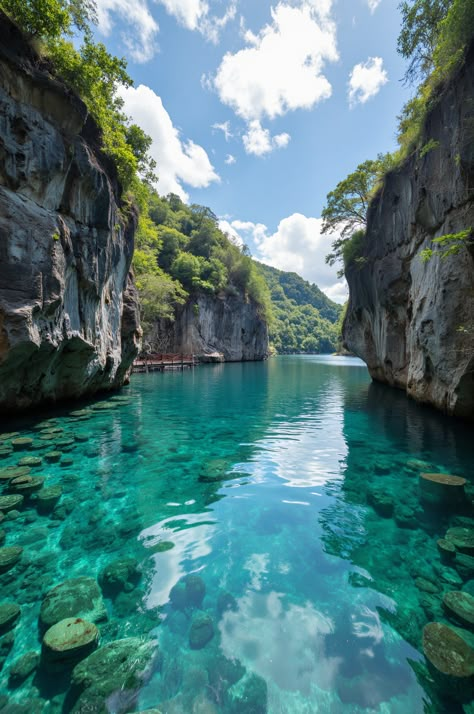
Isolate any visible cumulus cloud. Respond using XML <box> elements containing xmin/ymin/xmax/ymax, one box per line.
<box><xmin>242</xmin><ymin>121</ymin><xmax>291</xmax><ymax>156</ymax></box>
<box><xmin>212</xmin><ymin>121</ymin><xmax>233</xmax><ymax>141</ymax></box>
<box><xmin>212</xmin><ymin>1</ymin><xmax>338</xmax><ymax>122</ymax></box>
<box><xmin>367</xmin><ymin>0</ymin><xmax>381</xmax><ymax>12</ymax></box>
<box><xmin>119</xmin><ymin>84</ymin><xmax>219</xmax><ymax>200</ymax></box>
<box><xmin>96</xmin><ymin>0</ymin><xmax>159</xmax><ymax>62</ymax></box>
<box><xmin>225</xmin><ymin>214</ymin><xmax>348</xmax><ymax>303</ymax></box>
<box><xmin>348</xmin><ymin>56</ymin><xmax>388</xmax><ymax>107</ymax></box>
<box><xmin>224</xmin><ymin>154</ymin><xmax>236</xmax><ymax>165</ymax></box>
<box><xmin>156</xmin><ymin>0</ymin><xmax>237</xmax><ymax>42</ymax></box>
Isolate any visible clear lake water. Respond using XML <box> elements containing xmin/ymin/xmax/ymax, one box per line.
<box><xmin>0</xmin><ymin>355</ymin><xmax>473</xmax><ymax>713</ymax></box>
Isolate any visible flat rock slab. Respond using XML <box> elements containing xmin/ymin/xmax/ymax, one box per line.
<box><xmin>42</xmin><ymin>618</ymin><xmax>98</xmax><ymax>664</ymax></box>
<box><xmin>446</xmin><ymin>528</ymin><xmax>474</xmax><ymax>555</ymax></box>
<box><xmin>420</xmin><ymin>473</ymin><xmax>467</xmax><ymax>507</ymax></box>
<box><xmin>0</xmin><ymin>546</ymin><xmax>23</xmax><ymax>572</ymax></box>
<box><xmin>36</xmin><ymin>485</ymin><xmax>62</xmax><ymax>514</ymax></box>
<box><xmin>40</xmin><ymin>577</ymin><xmax>107</xmax><ymax>629</ymax></box>
<box><xmin>423</xmin><ymin>622</ymin><xmax>474</xmax><ymax>678</ymax></box>
<box><xmin>9</xmin><ymin>475</ymin><xmax>44</xmax><ymax>495</ymax></box>
<box><xmin>444</xmin><ymin>591</ymin><xmax>474</xmax><ymax>630</ymax></box>
<box><xmin>0</xmin><ymin>494</ymin><xmax>24</xmax><ymax>513</ymax></box>
<box><xmin>0</xmin><ymin>466</ymin><xmax>30</xmax><ymax>482</ymax></box>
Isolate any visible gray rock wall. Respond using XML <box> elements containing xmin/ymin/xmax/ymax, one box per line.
<box><xmin>0</xmin><ymin>14</ymin><xmax>140</xmax><ymax>411</ymax></box>
<box><xmin>344</xmin><ymin>44</ymin><xmax>474</xmax><ymax>418</ymax></box>
<box><xmin>150</xmin><ymin>292</ymin><xmax>269</xmax><ymax>362</ymax></box>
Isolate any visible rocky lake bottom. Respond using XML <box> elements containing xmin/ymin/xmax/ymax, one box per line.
<box><xmin>0</xmin><ymin>355</ymin><xmax>472</xmax><ymax>713</ymax></box>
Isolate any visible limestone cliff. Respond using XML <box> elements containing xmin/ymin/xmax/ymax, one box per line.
<box><xmin>149</xmin><ymin>292</ymin><xmax>269</xmax><ymax>362</ymax></box>
<box><xmin>344</xmin><ymin>43</ymin><xmax>474</xmax><ymax>418</ymax></box>
<box><xmin>0</xmin><ymin>14</ymin><xmax>141</xmax><ymax>411</ymax></box>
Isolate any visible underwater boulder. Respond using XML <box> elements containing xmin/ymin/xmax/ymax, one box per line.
<box><xmin>446</xmin><ymin>528</ymin><xmax>474</xmax><ymax>555</ymax></box>
<box><xmin>0</xmin><ymin>546</ymin><xmax>23</xmax><ymax>572</ymax></box>
<box><xmin>42</xmin><ymin>618</ymin><xmax>99</xmax><ymax>666</ymax></box>
<box><xmin>170</xmin><ymin>574</ymin><xmax>206</xmax><ymax>610</ymax></box>
<box><xmin>39</xmin><ymin>577</ymin><xmax>107</xmax><ymax>630</ymax></box>
<box><xmin>226</xmin><ymin>672</ymin><xmax>268</xmax><ymax>714</ymax></box>
<box><xmin>189</xmin><ymin>612</ymin><xmax>214</xmax><ymax>649</ymax></box>
<box><xmin>420</xmin><ymin>473</ymin><xmax>467</xmax><ymax>508</ymax></box>
<box><xmin>35</xmin><ymin>485</ymin><xmax>63</xmax><ymax>514</ymax></box>
<box><xmin>8</xmin><ymin>651</ymin><xmax>39</xmax><ymax>685</ymax></box>
<box><xmin>0</xmin><ymin>603</ymin><xmax>20</xmax><ymax>634</ymax></box>
<box><xmin>423</xmin><ymin>622</ymin><xmax>474</xmax><ymax>701</ymax></box>
<box><xmin>0</xmin><ymin>495</ymin><xmax>24</xmax><ymax>513</ymax></box>
<box><xmin>437</xmin><ymin>538</ymin><xmax>456</xmax><ymax>563</ymax></box>
<box><xmin>443</xmin><ymin>591</ymin><xmax>474</xmax><ymax>631</ymax></box>
<box><xmin>98</xmin><ymin>558</ymin><xmax>141</xmax><ymax>597</ymax></box>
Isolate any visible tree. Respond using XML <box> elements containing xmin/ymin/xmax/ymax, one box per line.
<box><xmin>397</xmin><ymin>0</ymin><xmax>451</xmax><ymax>83</ymax></box>
<box><xmin>1</xmin><ymin>0</ymin><xmax>96</xmax><ymax>39</ymax></box>
<box><xmin>322</xmin><ymin>157</ymin><xmax>390</xmax><ymax>268</ymax></box>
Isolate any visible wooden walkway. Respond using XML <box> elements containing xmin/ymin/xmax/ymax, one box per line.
<box><xmin>132</xmin><ymin>353</ymin><xmax>198</xmax><ymax>373</ymax></box>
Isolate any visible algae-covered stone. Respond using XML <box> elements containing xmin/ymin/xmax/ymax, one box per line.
<box><xmin>36</xmin><ymin>485</ymin><xmax>62</xmax><ymax>514</ymax></box>
<box><xmin>9</xmin><ymin>475</ymin><xmax>44</xmax><ymax>495</ymax></box>
<box><xmin>40</xmin><ymin>577</ymin><xmax>107</xmax><ymax>629</ymax></box>
<box><xmin>11</xmin><ymin>438</ymin><xmax>33</xmax><ymax>451</ymax></box>
<box><xmin>420</xmin><ymin>473</ymin><xmax>467</xmax><ymax>507</ymax></box>
<box><xmin>60</xmin><ymin>456</ymin><xmax>74</xmax><ymax>467</ymax></box>
<box><xmin>198</xmin><ymin>458</ymin><xmax>229</xmax><ymax>483</ymax></box>
<box><xmin>70</xmin><ymin>410</ymin><xmax>92</xmax><ymax>418</ymax></box>
<box><xmin>444</xmin><ymin>591</ymin><xmax>474</xmax><ymax>630</ymax></box>
<box><xmin>415</xmin><ymin>577</ymin><xmax>439</xmax><ymax>594</ymax></box>
<box><xmin>0</xmin><ymin>603</ymin><xmax>20</xmax><ymax>634</ymax></box>
<box><xmin>170</xmin><ymin>574</ymin><xmax>206</xmax><ymax>610</ymax></box>
<box><xmin>0</xmin><ymin>432</ymin><xmax>19</xmax><ymax>441</ymax></box>
<box><xmin>71</xmin><ymin>638</ymin><xmax>154</xmax><ymax>702</ymax></box>
<box><xmin>437</xmin><ymin>538</ymin><xmax>456</xmax><ymax>562</ymax></box>
<box><xmin>42</xmin><ymin>618</ymin><xmax>99</xmax><ymax>665</ymax></box>
<box><xmin>0</xmin><ymin>494</ymin><xmax>24</xmax><ymax>513</ymax></box>
<box><xmin>227</xmin><ymin>672</ymin><xmax>267</xmax><ymax>714</ymax></box>
<box><xmin>367</xmin><ymin>488</ymin><xmax>394</xmax><ymax>518</ymax></box>
<box><xmin>446</xmin><ymin>528</ymin><xmax>474</xmax><ymax>555</ymax></box>
<box><xmin>0</xmin><ymin>546</ymin><xmax>23</xmax><ymax>572</ymax></box>
<box><xmin>73</xmin><ymin>433</ymin><xmax>90</xmax><ymax>443</ymax></box>
<box><xmin>189</xmin><ymin>612</ymin><xmax>214</xmax><ymax>649</ymax></box>
<box><xmin>9</xmin><ymin>651</ymin><xmax>39</xmax><ymax>685</ymax></box>
<box><xmin>98</xmin><ymin>558</ymin><xmax>140</xmax><ymax>596</ymax></box>
<box><xmin>45</xmin><ymin>451</ymin><xmax>62</xmax><ymax>463</ymax></box>
<box><xmin>456</xmin><ymin>554</ymin><xmax>474</xmax><ymax>582</ymax></box>
<box><xmin>17</xmin><ymin>456</ymin><xmax>42</xmax><ymax>468</ymax></box>
<box><xmin>423</xmin><ymin>622</ymin><xmax>474</xmax><ymax>701</ymax></box>
<box><xmin>0</xmin><ymin>466</ymin><xmax>30</xmax><ymax>482</ymax></box>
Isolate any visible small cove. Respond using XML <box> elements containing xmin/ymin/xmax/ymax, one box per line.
<box><xmin>0</xmin><ymin>355</ymin><xmax>472</xmax><ymax>713</ymax></box>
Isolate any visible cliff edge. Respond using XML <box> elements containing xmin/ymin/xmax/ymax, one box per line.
<box><xmin>344</xmin><ymin>42</ymin><xmax>474</xmax><ymax>418</ymax></box>
<box><xmin>0</xmin><ymin>14</ymin><xmax>141</xmax><ymax>411</ymax></box>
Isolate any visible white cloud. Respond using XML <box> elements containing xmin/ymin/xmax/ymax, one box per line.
<box><xmin>156</xmin><ymin>0</ymin><xmax>236</xmax><ymax>42</ymax></box>
<box><xmin>348</xmin><ymin>56</ymin><xmax>388</xmax><ymax>107</ymax></box>
<box><xmin>218</xmin><ymin>219</ymin><xmax>243</xmax><ymax>246</ymax></box>
<box><xmin>367</xmin><ymin>0</ymin><xmax>381</xmax><ymax>12</ymax></box>
<box><xmin>242</xmin><ymin>120</ymin><xmax>292</xmax><ymax>156</ymax></box>
<box><xmin>212</xmin><ymin>121</ymin><xmax>233</xmax><ymax>141</ymax></box>
<box><xmin>224</xmin><ymin>154</ymin><xmax>236</xmax><ymax>165</ymax></box>
<box><xmin>119</xmin><ymin>84</ymin><xmax>219</xmax><ymax>200</ymax></box>
<box><xmin>226</xmin><ymin>214</ymin><xmax>348</xmax><ymax>303</ymax></box>
<box><xmin>212</xmin><ymin>1</ymin><xmax>338</xmax><ymax>122</ymax></box>
<box><xmin>96</xmin><ymin>0</ymin><xmax>159</xmax><ymax>62</ymax></box>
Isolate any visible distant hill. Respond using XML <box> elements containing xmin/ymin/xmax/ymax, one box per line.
<box><xmin>254</xmin><ymin>262</ymin><xmax>344</xmax><ymax>354</ymax></box>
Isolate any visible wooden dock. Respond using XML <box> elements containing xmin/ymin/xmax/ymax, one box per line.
<box><xmin>132</xmin><ymin>353</ymin><xmax>198</xmax><ymax>373</ymax></box>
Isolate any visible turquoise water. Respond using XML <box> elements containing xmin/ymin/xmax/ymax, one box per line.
<box><xmin>0</xmin><ymin>355</ymin><xmax>473</xmax><ymax>713</ymax></box>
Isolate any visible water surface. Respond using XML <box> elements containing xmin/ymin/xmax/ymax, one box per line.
<box><xmin>0</xmin><ymin>355</ymin><xmax>472</xmax><ymax>713</ymax></box>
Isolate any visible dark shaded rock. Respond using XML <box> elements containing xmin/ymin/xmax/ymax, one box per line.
<box><xmin>227</xmin><ymin>672</ymin><xmax>268</xmax><ymax>714</ymax></box>
<box><xmin>40</xmin><ymin>577</ymin><xmax>107</xmax><ymax>629</ymax></box>
<box><xmin>456</xmin><ymin>554</ymin><xmax>474</xmax><ymax>582</ymax></box>
<box><xmin>189</xmin><ymin>612</ymin><xmax>214</xmax><ymax>649</ymax></box>
<box><xmin>0</xmin><ymin>546</ymin><xmax>23</xmax><ymax>572</ymax></box>
<box><xmin>367</xmin><ymin>488</ymin><xmax>394</xmax><ymax>518</ymax></box>
<box><xmin>0</xmin><ymin>495</ymin><xmax>24</xmax><ymax>513</ymax></box>
<box><xmin>11</xmin><ymin>438</ymin><xmax>33</xmax><ymax>451</ymax></box>
<box><xmin>98</xmin><ymin>558</ymin><xmax>140</xmax><ymax>596</ymax></box>
<box><xmin>8</xmin><ymin>651</ymin><xmax>39</xmax><ymax>685</ymax></box>
<box><xmin>446</xmin><ymin>528</ymin><xmax>474</xmax><ymax>555</ymax></box>
<box><xmin>170</xmin><ymin>574</ymin><xmax>206</xmax><ymax>610</ymax></box>
<box><xmin>444</xmin><ymin>591</ymin><xmax>474</xmax><ymax>630</ymax></box>
<box><xmin>8</xmin><ymin>475</ymin><xmax>44</xmax><ymax>495</ymax></box>
<box><xmin>437</xmin><ymin>538</ymin><xmax>456</xmax><ymax>563</ymax></box>
<box><xmin>423</xmin><ymin>622</ymin><xmax>474</xmax><ymax>701</ymax></box>
<box><xmin>420</xmin><ymin>473</ymin><xmax>467</xmax><ymax>508</ymax></box>
<box><xmin>35</xmin><ymin>485</ymin><xmax>62</xmax><ymax>514</ymax></box>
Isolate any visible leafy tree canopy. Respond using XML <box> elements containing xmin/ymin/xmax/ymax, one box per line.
<box><xmin>397</xmin><ymin>0</ymin><xmax>451</xmax><ymax>83</ymax></box>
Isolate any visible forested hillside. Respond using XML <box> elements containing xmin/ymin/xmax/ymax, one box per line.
<box><xmin>255</xmin><ymin>263</ymin><xmax>343</xmax><ymax>354</ymax></box>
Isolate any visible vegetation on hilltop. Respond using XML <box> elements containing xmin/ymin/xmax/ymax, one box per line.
<box><xmin>255</xmin><ymin>263</ymin><xmax>343</xmax><ymax>354</ymax></box>
<box><xmin>323</xmin><ymin>0</ymin><xmax>474</xmax><ymax>271</ymax></box>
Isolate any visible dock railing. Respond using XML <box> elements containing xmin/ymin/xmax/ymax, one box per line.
<box><xmin>132</xmin><ymin>353</ymin><xmax>198</xmax><ymax>373</ymax></box>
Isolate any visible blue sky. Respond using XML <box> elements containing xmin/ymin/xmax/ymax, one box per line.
<box><xmin>94</xmin><ymin>0</ymin><xmax>412</xmax><ymax>302</ymax></box>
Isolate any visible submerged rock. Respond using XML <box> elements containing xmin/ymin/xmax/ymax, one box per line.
<box><xmin>0</xmin><ymin>603</ymin><xmax>20</xmax><ymax>634</ymax></box>
<box><xmin>423</xmin><ymin>622</ymin><xmax>474</xmax><ymax>701</ymax></box>
<box><xmin>11</xmin><ymin>438</ymin><xmax>33</xmax><ymax>451</ymax></box>
<box><xmin>42</xmin><ymin>618</ymin><xmax>99</xmax><ymax>666</ymax></box>
<box><xmin>98</xmin><ymin>558</ymin><xmax>140</xmax><ymax>596</ymax></box>
<box><xmin>0</xmin><ymin>546</ymin><xmax>23</xmax><ymax>572</ymax></box>
<box><xmin>446</xmin><ymin>528</ymin><xmax>474</xmax><ymax>555</ymax></box>
<box><xmin>170</xmin><ymin>574</ymin><xmax>206</xmax><ymax>610</ymax></box>
<box><xmin>35</xmin><ymin>485</ymin><xmax>63</xmax><ymax>514</ymax></box>
<box><xmin>189</xmin><ymin>612</ymin><xmax>214</xmax><ymax>649</ymax></box>
<box><xmin>0</xmin><ymin>494</ymin><xmax>24</xmax><ymax>513</ymax></box>
<box><xmin>367</xmin><ymin>488</ymin><xmax>394</xmax><ymax>518</ymax></box>
<box><xmin>8</xmin><ymin>651</ymin><xmax>39</xmax><ymax>685</ymax></box>
<box><xmin>227</xmin><ymin>672</ymin><xmax>268</xmax><ymax>714</ymax></box>
<box><xmin>444</xmin><ymin>591</ymin><xmax>474</xmax><ymax>631</ymax></box>
<box><xmin>420</xmin><ymin>473</ymin><xmax>467</xmax><ymax>508</ymax></box>
<box><xmin>17</xmin><ymin>456</ymin><xmax>42</xmax><ymax>468</ymax></box>
<box><xmin>40</xmin><ymin>577</ymin><xmax>107</xmax><ymax>629</ymax></box>
<box><xmin>437</xmin><ymin>538</ymin><xmax>456</xmax><ymax>563</ymax></box>
<box><xmin>9</xmin><ymin>475</ymin><xmax>44</xmax><ymax>495</ymax></box>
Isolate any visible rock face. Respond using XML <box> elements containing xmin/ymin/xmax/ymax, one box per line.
<box><xmin>0</xmin><ymin>14</ymin><xmax>140</xmax><ymax>412</ymax></box>
<box><xmin>150</xmin><ymin>292</ymin><xmax>268</xmax><ymax>362</ymax></box>
<box><xmin>344</xmin><ymin>44</ymin><xmax>474</xmax><ymax>418</ymax></box>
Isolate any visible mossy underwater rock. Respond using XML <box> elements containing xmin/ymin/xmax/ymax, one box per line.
<box><xmin>0</xmin><ymin>603</ymin><xmax>20</xmax><ymax>634</ymax></box>
<box><xmin>437</xmin><ymin>538</ymin><xmax>456</xmax><ymax>563</ymax></box>
<box><xmin>169</xmin><ymin>574</ymin><xmax>206</xmax><ymax>610</ymax></box>
<box><xmin>17</xmin><ymin>456</ymin><xmax>42</xmax><ymax>468</ymax></box>
<box><xmin>42</xmin><ymin>618</ymin><xmax>99</xmax><ymax>666</ymax></box>
<box><xmin>98</xmin><ymin>558</ymin><xmax>140</xmax><ymax>596</ymax></box>
<box><xmin>420</xmin><ymin>473</ymin><xmax>467</xmax><ymax>508</ymax></box>
<box><xmin>40</xmin><ymin>577</ymin><xmax>107</xmax><ymax>630</ymax></box>
<box><xmin>0</xmin><ymin>494</ymin><xmax>24</xmax><ymax>513</ymax></box>
<box><xmin>423</xmin><ymin>622</ymin><xmax>474</xmax><ymax>701</ymax></box>
<box><xmin>9</xmin><ymin>650</ymin><xmax>39</xmax><ymax>685</ymax></box>
<box><xmin>35</xmin><ymin>485</ymin><xmax>62</xmax><ymax>514</ymax></box>
<box><xmin>0</xmin><ymin>546</ymin><xmax>23</xmax><ymax>572</ymax></box>
<box><xmin>9</xmin><ymin>475</ymin><xmax>44</xmax><ymax>495</ymax></box>
<box><xmin>367</xmin><ymin>488</ymin><xmax>394</xmax><ymax>518</ymax></box>
<box><xmin>444</xmin><ymin>591</ymin><xmax>474</xmax><ymax>630</ymax></box>
<box><xmin>227</xmin><ymin>672</ymin><xmax>268</xmax><ymax>714</ymax></box>
<box><xmin>11</xmin><ymin>437</ymin><xmax>33</xmax><ymax>451</ymax></box>
<box><xmin>0</xmin><ymin>466</ymin><xmax>30</xmax><ymax>482</ymax></box>
<box><xmin>446</xmin><ymin>528</ymin><xmax>474</xmax><ymax>555</ymax></box>
<box><xmin>189</xmin><ymin>612</ymin><xmax>214</xmax><ymax>649</ymax></box>
<box><xmin>44</xmin><ymin>451</ymin><xmax>62</xmax><ymax>463</ymax></box>
<box><xmin>70</xmin><ymin>638</ymin><xmax>154</xmax><ymax>711</ymax></box>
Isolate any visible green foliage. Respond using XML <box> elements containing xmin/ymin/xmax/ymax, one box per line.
<box><xmin>0</xmin><ymin>0</ymin><xmax>96</xmax><ymax>40</ymax></box>
<box><xmin>322</xmin><ymin>156</ymin><xmax>389</xmax><ymax>269</ymax></box>
<box><xmin>342</xmin><ymin>230</ymin><xmax>366</xmax><ymax>271</ymax></box>
<box><xmin>397</xmin><ymin>0</ymin><xmax>451</xmax><ymax>83</ymax></box>
<box><xmin>419</xmin><ymin>138</ymin><xmax>440</xmax><ymax>157</ymax></box>
<box><xmin>255</xmin><ymin>263</ymin><xmax>342</xmax><ymax>354</ymax></box>
<box><xmin>420</xmin><ymin>228</ymin><xmax>473</xmax><ymax>261</ymax></box>
<box><xmin>135</xmin><ymin>271</ymin><xmax>187</xmax><ymax>331</ymax></box>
